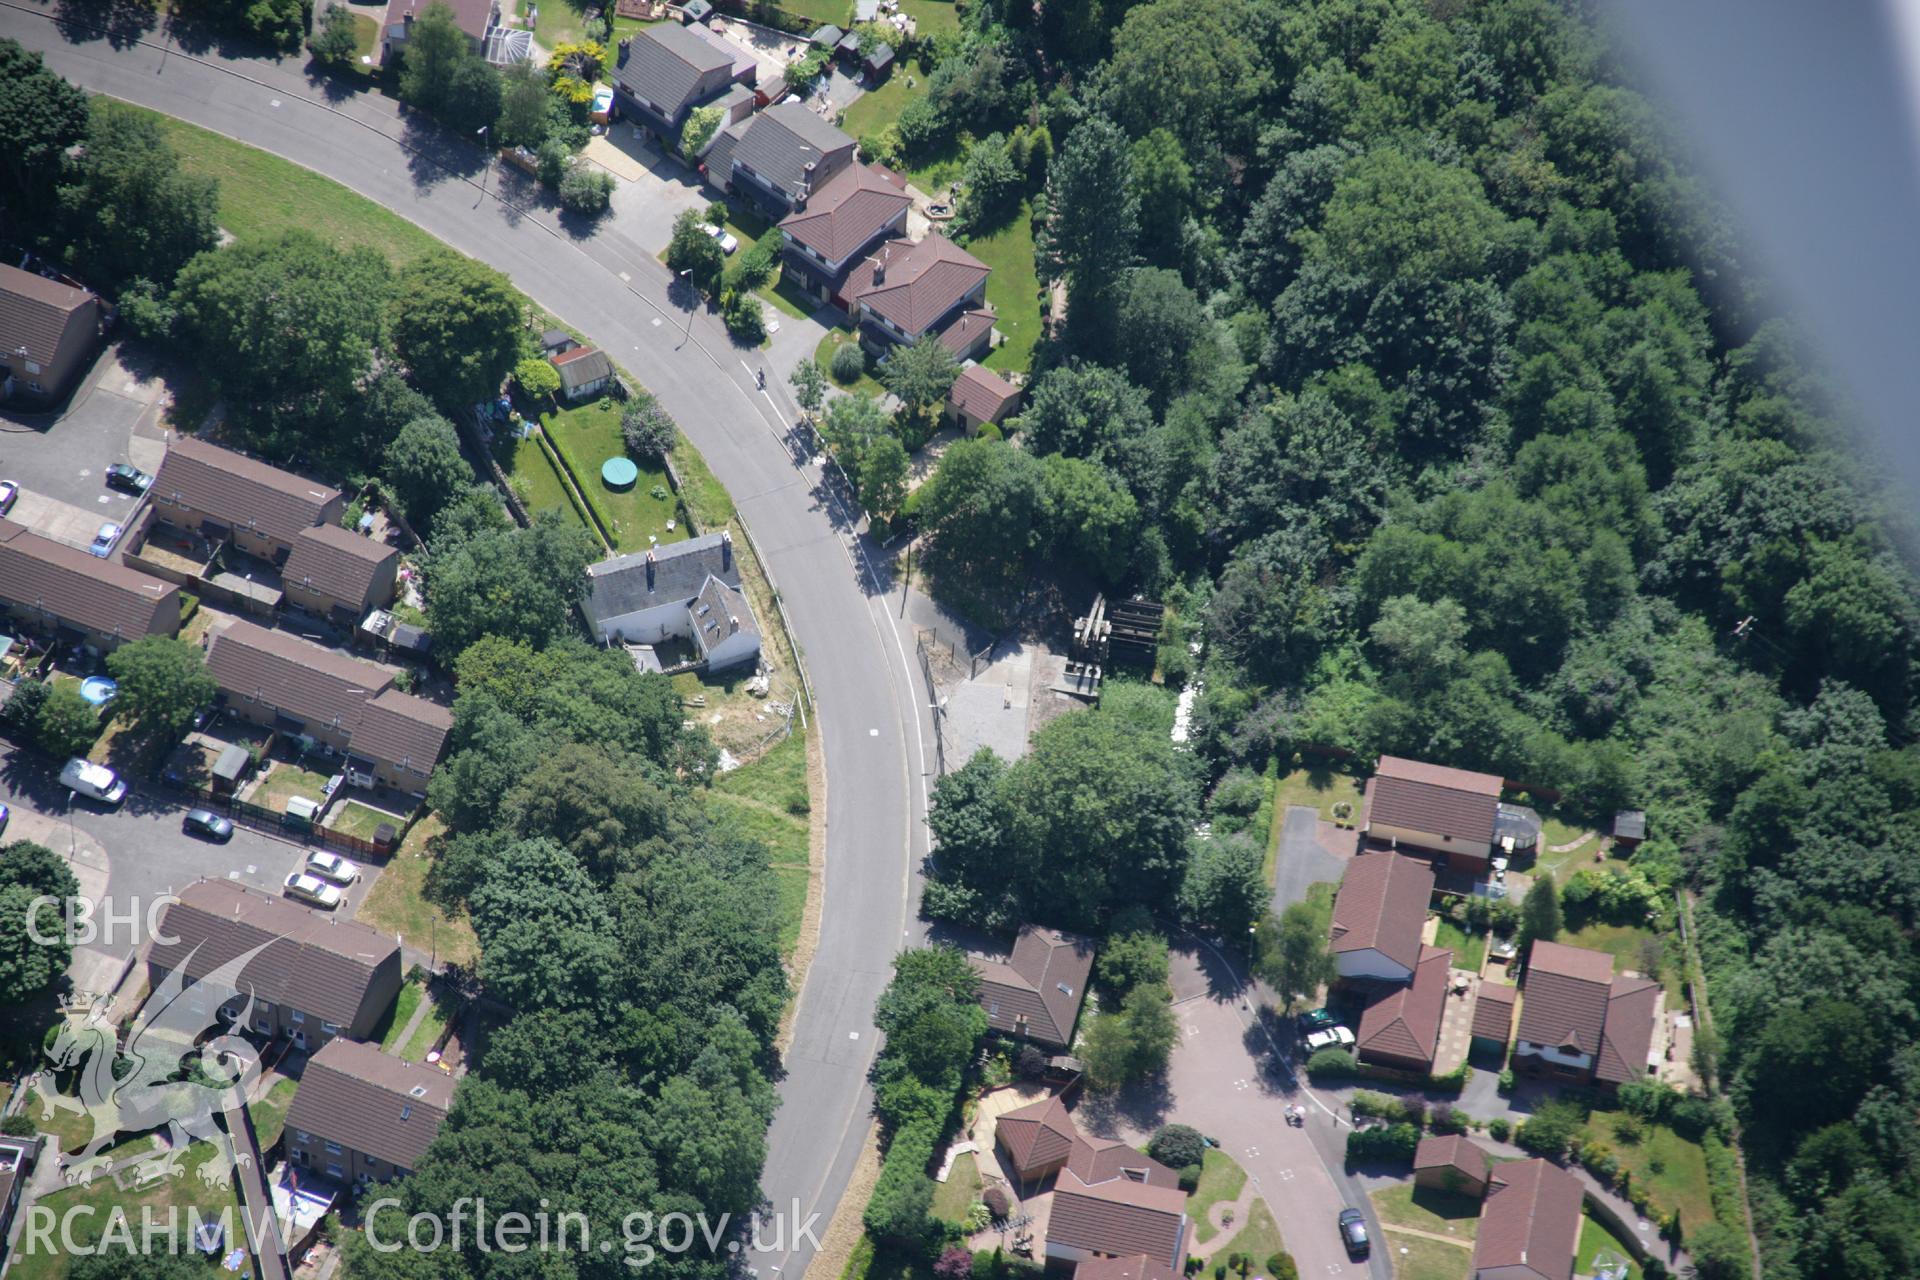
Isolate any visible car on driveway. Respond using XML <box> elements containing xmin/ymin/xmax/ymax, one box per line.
<box><xmin>1337</xmin><ymin>1208</ymin><xmax>1369</xmax><ymax>1258</ymax></box>
<box><xmin>88</xmin><ymin>522</ymin><xmax>120</xmax><ymax>558</ymax></box>
<box><xmin>304</xmin><ymin>851</ymin><xmax>360</xmax><ymax>885</ymax></box>
<box><xmin>1305</xmin><ymin>1025</ymin><xmax>1356</xmax><ymax>1052</ymax></box>
<box><xmin>105</xmin><ymin>463</ymin><xmax>152</xmax><ymax>494</ymax></box>
<box><xmin>183</xmin><ymin>809</ymin><xmax>234</xmax><ymax>842</ymax></box>
<box><xmin>283</xmin><ymin>872</ymin><xmax>342</xmax><ymax>909</ymax></box>
<box><xmin>1298</xmin><ymin>1008</ymin><xmax>1338</xmax><ymax>1032</ymax></box>
<box><xmin>0</xmin><ymin>482</ymin><xmax>17</xmax><ymax>516</ymax></box>
<box><xmin>702</xmin><ymin>223</ymin><xmax>739</xmax><ymax>254</ymax></box>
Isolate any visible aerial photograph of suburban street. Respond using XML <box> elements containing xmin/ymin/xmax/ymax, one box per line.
<box><xmin>0</xmin><ymin>0</ymin><xmax>1915</xmax><ymax>1278</ymax></box>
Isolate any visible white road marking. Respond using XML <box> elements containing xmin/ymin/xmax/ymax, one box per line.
<box><xmin>619</xmin><ymin>271</ymin><xmax>631</xmax><ymax>281</ymax></box>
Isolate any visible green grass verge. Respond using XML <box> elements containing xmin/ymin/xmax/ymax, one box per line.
<box><xmin>1190</xmin><ymin>1148</ymin><xmax>1249</xmax><ymax>1245</ymax></box>
<box><xmin>542</xmin><ymin>400</ymin><xmax>689</xmax><ymax>552</ymax></box>
<box><xmin>400</xmin><ymin>987</ymin><xmax>455</xmax><ymax>1061</ymax></box>
<box><xmin>358</xmin><ymin>816</ymin><xmax>481</xmax><ymax>969</ymax></box>
<box><xmin>136</xmin><ymin>108</ymin><xmax>441</xmax><ymax>265</ymax></box>
<box><xmin>668</xmin><ymin>435</ymin><xmax>736</xmax><ymax>531</ymax></box>
<box><xmin>930</xmin><ymin>1150</ymin><xmax>981</xmax><ymax>1223</ymax></box>
<box><xmin>709</xmin><ymin>748</ymin><xmax>810</xmax><ymax>960</ymax></box>
<box><xmin>1223</xmin><ymin>1196</ymin><xmax>1286</xmax><ymax>1271</ymax></box>
<box><xmin>714</xmin><ymin>729</ymin><xmax>810</xmax><ymax>815</ymax></box>
<box><xmin>1433</xmin><ymin>920</ymin><xmax>1488</xmax><ymax>971</ymax></box>
<box><xmin>249</xmin><ymin>1077</ymin><xmax>299</xmax><ymax>1151</ymax></box>
<box><xmin>968</xmin><ymin>200</ymin><xmax>1041</xmax><ymax>374</ymax></box>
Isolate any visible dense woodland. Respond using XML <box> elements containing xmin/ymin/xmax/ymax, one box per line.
<box><xmin>893</xmin><ymin>2</ymin><xmax>1920</xmax><ymax>1277</ymax></box>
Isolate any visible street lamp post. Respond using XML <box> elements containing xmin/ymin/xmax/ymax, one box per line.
<box><xmin>677</xmin><ymin>269</ymin><xmax>695</xmax><ymax>348</ymax></box>
<box><xmin>477</xmin><ymin>125</ymin><xmax>491</xmax><ymax>199</ymax></box>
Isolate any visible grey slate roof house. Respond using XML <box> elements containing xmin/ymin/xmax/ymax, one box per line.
<box><xmin>615</xmin><ymin>22</ymin><xmax>738</xmax><ymax>138</ymax></box>
<box><xmin>581</xmin><ymin>531</ymin><xmax>762</xmax><ymax>671</ymax></box>
<box><xmin>706</xmin><ymin>103</ymin><xmax>857</xmax><ymax>217</ymax></box>
<box><xmin>0</xmin><ymin>264</ymin><xmax>103</xmax><ymax>406</ymax></box>
<box><xmin>971</xmin><ymin>925</ymin><xmax>1096</xmax><ymax>1049</ymax></box>
<box><xmin>147</xmin><ymin>879</ymin><xmax>404</xmax><ymax>1051</ymax></box>
<box><xmin>285</xmin><ymin>1038</ymin><xmax>455</xmax><ymax>1183</ymax></box>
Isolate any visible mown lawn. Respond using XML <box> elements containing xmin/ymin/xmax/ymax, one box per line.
<box><xmin>930</xmin><ymin>1150</ymin><xmax>981</xmax><ymax>1223</ymax></box>
<box><xmin>1574</xmin><ymin>1210</ymin><xmax>1640</xmax><ymax>1277</ymax></box>
<box><xmin>1560</xmin><ymin>919</ymin><xmax>1681</xmax><ymax>999</ymax></box>
<box><xmin>249</xmin><ymin>1077</ymin><xmax>299</xmax><ymax>1150</ymax></box>
<box><xmin>330</xmin><ymin>800</ymin><xmax>394</xmax><ymax>840</ymax></box>
<box><xmin>1274</xmin><ymin>767</ymin><xmax>1364</xmax><ymax>824</ymax></box>
<box><xmin>815</xmin><ymin>329</ymin><xmax>888</xmax><ymax>400</ymax></box>
<box><xmin>378</xmin><ymin>977</ymin><xmax>427</xmax><ymax>1053</ymax></box>
<box><xmin>357</xmin><ymin>816</ymin><xmax>481</xmax><ymax>968</ymax></box>
<box><xmin>250</xmin><ymin>762</ymin><xmax>332</xmax><ymax>813</ymax></box>
<box><xmin>1434</xmin><ymin>920</ymin><xmax>1488</xmax><ymax>972</ymax></box>
<box><xmin>137</xmin><ymin>108</ymin><xmax>441</xmax><ymax>264</ymax></box>
<box><xmin>503</xmin><ymin>432</ymin><xmax>593</xmax><ymax>532</ymax></box>
<box><xmin>542</xmin><ymin>400</ymin><xmax>688</xmax><ymax>552</ymax></box>
<box><xmin>903</xmin><ymin>0</ymin><xmax>959</xmax><ymax>37</ymax></box>
<box><xmin>969</xmin><ymin>200</ymin><xmax>1041</xmax><ymax>374</ymax></box>
<box><xmin>1382</xmin><ymin>1231</ymin><xmax>1472</xmax><ymax>1280</ymax></box>
<box><xmin>8</xmin><ymin>1142</ymin><xmax>246</xmax><ymax>1280</ymax></box>
<box><xmin>400</xmin><ymin>986</ymin><xmax>456</xmax><ymax>1061</ymax></box>
<box><xmin>1190</xmin><ymin>1148</ymin><xmax>1248</xmax><ymax>1245</ymax></box>
<box><xmin>1581</xmin><ymin>1113</ymin><xmax>1713</xmax><ymax>1235</ymax></box>
<box><xmin>1372</xmin><ymin>1182</ymin><xmax>1480</xmax><ymax>1241</ymax></box>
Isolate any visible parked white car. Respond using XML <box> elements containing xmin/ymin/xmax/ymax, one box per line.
<box><xmin>701</xmin><ymin>223</ymin><xmax>739</xmax><ymax>254</ymax></box>
<box><xmin>283</xmin><ymin>873</ymin><xmax>343</xmax><ymax>910</ymax></box>
<box><xmin>1305</xmin><ymin>1025</ymin><xmax>1356</xmax><ymax>1052</ymax></box>
<box><xmin>304</xmin><ymin>851</ymin><xmax>360</xmax><ymax>885</ymax></box>
<box><xmin>60</xmin><ymin>758</ymin><xmax>127</xmax><ymax>805</ymax></box>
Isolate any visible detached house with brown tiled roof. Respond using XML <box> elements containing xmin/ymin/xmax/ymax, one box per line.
<box><xmin>1048</xmin><ymin>1161</ymin><xmax>1189</xmax><ymax>1272</ymax></box>
<box><xmin>0</xmin><ymin>519</ymin><xmax>180</xmax><ymax>651</ymax></box>
<box><xmin>1413</xmin><ymin>1133</ymin><xmax>1491</xmax><ymax>1198</ymax></box>
<box><xmin>281</xmin><ymin>524</ymin><xmax>400</xmax><ymax>625</ymax></box>
<box><xmin>972</xmin><ymin>925</ymin><xmax>1096</xmax><ymax>1050</ymax></box>
<box><xmin>996</xmin><ymin>1094</ymin><xmax>1078</xmax><ymax>1181</ymax></box>
<box><xmin>1471</xmin><ymin>1158</ymin><xmax>1582</xmax><ymax>1280</ymax></box>
<box><xmin>1515</xmin><ymin>940</ymin><xmax>1662</xmax><ymax>1087</ymax></box>
<box><xmin>1330</xmin><ymin>850</ymin><xmax>1435</xmax><ymax>984</ymax></box>
<box><xmin>1356</xmin><ymin>943</ymin><xmax>1453</xmax><ymax>1073</ymax></box>
<box><xmin>844</xmin><ymin>234</ymin><xmax>995</xmax><ymax>361</ymax></box>
<box><xmin>148</xmin><ymin>879</ymin><xmax>403</xmax><ymax>1052</ymax></box>
<box><xmin>150</xmin><ymin>436</ymin><xmax>345</xmax><ymax>565</ymax></box>
<box><xmin>778</xmin><ymin>162</ymin><xmax>913</xmax><ymax>308</ymax></box>
<box><xmin>206</xmin><ymin>618</ymin><xmax>452</xmax><ymax>795</ymax></box>
<box><xmin>946</xmin><ymin>364</ymin><xmax>1023</xmax><ymax>434</ymax></box>
<box><xmin>285</xmin><ymin>1038</ymin><xmax>454</xmax><ymax>1184</ymax></box>
<box><xmin>0</xmin><ymin>264</ymin><xmax>103</xmax><ymax>406</ymax></box>
<box><xmin>1364</xmin><ymin>755</ymin><xmax>1504</xmax><ymax>872</ymax></box>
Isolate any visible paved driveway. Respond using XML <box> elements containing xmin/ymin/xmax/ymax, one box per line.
<box><xmin>0</xmin><ymin>742</ymin><xmax>380</xmax><ymax>972</ymax></box>
<box><xmin>1273</xmin><ymin>804</ymin><xmax>1347</xmax><ymax>915</ymax></box>
<box><xmin>1074</xmin><ymin>945</ymin><xmax>1393</xmax><ymax>1280</ymax></box>
<box><xmin>0</xmin><ymin>346</ymin><xmax>168</xmax><ymax>525</ymax></box>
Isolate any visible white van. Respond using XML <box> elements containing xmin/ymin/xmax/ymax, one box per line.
<box><xmin>60</xmin><ymin>758</ymin><xmax>127</xmax><ymax>806</ymax></box>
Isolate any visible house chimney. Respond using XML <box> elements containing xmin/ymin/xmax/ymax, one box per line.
<box><xmin>721</xmin><ymin>530</ymin><xmax>733</xmax><ymax>572</ymax></box>
<box><xmin>645</xmin><ymin>549</ymin><xmax>656</xmax><ymax>591</ymax></box>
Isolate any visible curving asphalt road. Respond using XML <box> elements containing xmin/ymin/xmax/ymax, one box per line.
<box><xmin>0</xmin><ymin>5</ymin><xmax>936</xmax><ymax>1274</ymax></box>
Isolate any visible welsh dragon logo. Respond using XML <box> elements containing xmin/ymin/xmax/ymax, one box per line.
<box><xmin>41</xmin><ymin>939</ymin><xmax>273</xmax><ymax>1189</ymax></box>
